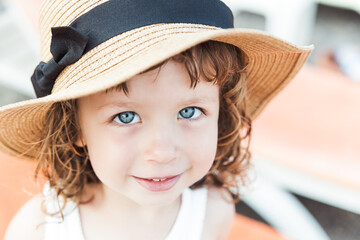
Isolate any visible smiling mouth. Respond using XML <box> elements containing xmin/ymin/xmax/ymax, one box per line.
<box><xmin>133</xmin><ymin>174</ymin><xmax>181</xmax><ymax>192</ymax></box>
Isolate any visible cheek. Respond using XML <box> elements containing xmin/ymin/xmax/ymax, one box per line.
<box><xmin>184</xmin><ymin>121</ymin><xmax>218</xmax><ymax>170</ymax></box>
<box><xmin>84</xmin><ymin>127</ymin><xmax>139</xmax><ymax>180</ymax></box>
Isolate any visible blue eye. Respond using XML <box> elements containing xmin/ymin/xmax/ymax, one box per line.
<box><xmin>178</xmin><ymin>107</ymin><xmax>202</xmax><ymax>119</ymax></box>
<box><xmin>114</xmin><ymin>112</ymin><xmax>141</xmax><ymax>124</ymax></box>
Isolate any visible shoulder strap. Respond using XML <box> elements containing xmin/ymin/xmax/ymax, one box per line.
<box><xmin>43</xmin><ymin>183</ymin><xmax>85</xmax><ymax>240</ymax></box>
<box><xmin>166</xmin><ymin>187</ymin><xmax>208</xmax><ymax>240</ymax></box>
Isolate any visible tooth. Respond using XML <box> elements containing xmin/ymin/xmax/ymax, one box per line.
<box><xmin>152</xmin><ymin>178</ymin><xmax>167</xmax><ymax>182</ymax></box>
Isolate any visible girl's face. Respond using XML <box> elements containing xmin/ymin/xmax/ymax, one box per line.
<box><xmin>77</xmin><ymin>60</ymin><xmax>219</xmax><ymax>207</ymax></box>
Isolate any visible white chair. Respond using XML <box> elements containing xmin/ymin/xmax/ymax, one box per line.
<box><xmin>223</xmin><ymin>0</ymin><xmax>318</xmax><ymax>45</ymax></box>
<box><xmin>242</xmin><ymin>156</ymin><xmax>331</xmax><ymax>240</ymax></box>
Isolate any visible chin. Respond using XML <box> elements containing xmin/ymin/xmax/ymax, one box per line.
<box><xmin>134</xmin><ymin>187</ymin><xmax>184</xmax><ymax>208</ymax></box>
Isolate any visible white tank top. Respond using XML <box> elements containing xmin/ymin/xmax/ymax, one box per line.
<box><xmin>43</xmin><ymin>183</ymin><xmax>208</xmax><ymax>240</ymax></box>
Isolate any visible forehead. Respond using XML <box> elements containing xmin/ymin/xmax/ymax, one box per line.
<box><xmin>83</xmin><ymin>60</ymin><xmax>219</xmax><ymax>108</ymax></box>
<box><xmin>109</xmin><ymin>53</ymin><xmax>217</xmax><ymax>92</ymax></box>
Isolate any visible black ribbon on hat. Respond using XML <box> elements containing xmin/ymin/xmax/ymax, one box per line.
<box><xmin>31</xmin><ymin>0</ymin><xmax>234</xmax><ymax>98</ymax></box>
<box><xmin>31</xmin><ymin>27</ymin><xmax>88</xmax><ymax>97</ymax></box>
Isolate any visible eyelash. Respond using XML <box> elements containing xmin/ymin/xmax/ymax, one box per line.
<box><xmin>112</xmin><ymin>106</ymin><xmax>206</xmax><ymax>126</ymax></box>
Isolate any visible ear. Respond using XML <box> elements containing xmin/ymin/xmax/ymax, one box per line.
<box><xmin>74</xmin><ymin>134</ymin><xmax>86</xmax><ymax>147</ymax></box>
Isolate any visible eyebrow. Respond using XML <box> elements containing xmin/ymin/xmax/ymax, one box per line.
<box><xmin>179</xmin><ymin>95</ymin><xmax>218</xmax><ymax>106</ymax></box>
<box><xmin>96</xmin><ymin>101</ymin><xmax>137</xmax><ymax>111</ymax></box>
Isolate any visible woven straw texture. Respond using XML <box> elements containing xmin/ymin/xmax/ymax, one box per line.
<box><xmin>0</xmin><ymin>0</ymin><xmax>313</xmax><ymax>160</ymax></box>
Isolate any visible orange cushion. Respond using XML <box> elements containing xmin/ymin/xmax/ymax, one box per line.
<box><xmin>227</xmin><ymin>214</ymin><xmax>289</xmax><ymax>240</ymax></box>
<box><xmin>251</xmin><ymin>65</ymin><xmax>360</xmax><ymax>191</ymax></box>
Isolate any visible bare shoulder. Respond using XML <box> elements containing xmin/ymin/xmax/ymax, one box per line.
<box><xmin>202</xmin><ymin>186</ymin><xmax>235</xmax><ymax>240</ymax></box>
<box><xmin>4</xmin><ymin>194</ymin><xmax>46</xmax><ymax>240</ymax></box>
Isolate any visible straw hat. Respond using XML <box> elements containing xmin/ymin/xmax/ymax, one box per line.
<box><xmin>0</xmin><ymin>0</ymin><xmax>313</xmax><ymax>160</ymax></box>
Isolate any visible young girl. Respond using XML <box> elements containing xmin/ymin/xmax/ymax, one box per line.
<box><xmin>2</xmin><ymin>0</ymin><xmax>313</xmax><ymax>239</ymax></box>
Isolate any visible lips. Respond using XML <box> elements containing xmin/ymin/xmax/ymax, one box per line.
<box><xmin>133</xmin><ymin>174</ymin><xmax>181</xmax><ymax>192</ymax></box>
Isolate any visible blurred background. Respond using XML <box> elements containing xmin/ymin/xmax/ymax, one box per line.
<box><xmin>0</xmin><ymin>0</ymin><xmax>359</xmax><ymax>239</ymax></box>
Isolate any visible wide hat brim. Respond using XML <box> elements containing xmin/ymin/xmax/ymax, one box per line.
<box><xmin>0</xmin><ymin>23</ymin><xmax>313</xmax><ymax>160</ymax></box>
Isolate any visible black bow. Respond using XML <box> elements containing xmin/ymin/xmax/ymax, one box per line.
<box><xmin>31</xmin><ymin>26</ymin><xmax>88</xmax><ymax>98</ymax></box>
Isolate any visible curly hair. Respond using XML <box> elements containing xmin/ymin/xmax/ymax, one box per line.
<box><xmin>34</xmin><ymin>40</ymin><xmax>251</xmax><ymax>217</ymax></box>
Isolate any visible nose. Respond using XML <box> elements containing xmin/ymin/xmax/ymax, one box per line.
<box><xmin>141</xmin><ymin>121</ymin><xmax>178</xmax><ymax>164</ymax></box>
